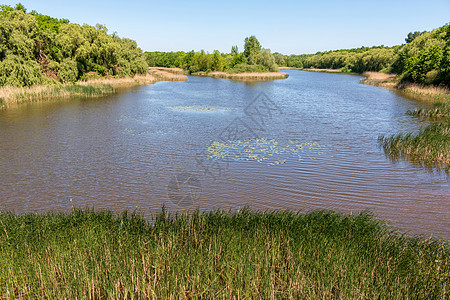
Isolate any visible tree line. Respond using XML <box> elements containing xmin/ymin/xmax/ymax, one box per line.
<box><xmin>1</xmin><ymin>3</ymin><xmax>448</xmax><ymax>89</ymax></box>
<box><xmin>145</xmin><ymin>36</ymin><xmax>279</xmax><ymax>74</ymax></box>
<box><xmin>274</xmin><ymin>24</ymin><xmax>450</xmax><ymax>87</ymax></box>
<box><xmin>0</xmin><ymin>4</ymin><xmax>147</xmax><ymax>87</ymax></box>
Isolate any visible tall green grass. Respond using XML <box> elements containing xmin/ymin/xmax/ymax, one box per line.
<box><xmin>379</xmin><ymin>122</ymin><xmax>450</xmax><ymax>170</ymax></box>
<box><xmin>0</xmin><ymin>209</ymin><xmax>448</xmax><ymax>299</ymax></box>
<box><xmin>407</xmin><ymin>102</ymin><xmax>450</xmax><ymax>118</ymax></box>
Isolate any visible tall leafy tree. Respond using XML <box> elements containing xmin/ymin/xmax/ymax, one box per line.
<box><xmin>243</xmin><ymin>35</ymin><xmax>261</xmax><ymax>65</ymax></box>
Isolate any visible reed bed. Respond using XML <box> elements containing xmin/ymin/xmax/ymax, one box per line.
<box><xmin>0</xmin><ymin>72</ymin><xmax>187</xmax><ymax>108</ymax></box>
<box><xmin>379</xmin><ymin>122</ymin><xmax>450</xmax><ymax>169</ymax></box>
<box><xmin>304</xmin><ymin>68</ymin><xmax>344</xmax><ymax>73</ymax></box>
<box><xmin>0</xmin><ymin>209</ymin><xmax>448</xmax><ymax>299</ymax></box>
<box><xmin>0</xmin><ymin>84</ymin><xmax>115</xmax><ymax>105</ymax></box>
<box><xmin>209</xmin><ymin>71</ymin><xmax>288</xmax><ymax>81</ymax></box>
<box><xmin>149</xmin><ymin>67</ymin><xmax>186</xmax><ymax>75</ymax></box>
<box><xmin>407</xmin><ymin>102</ymin><xmax>450</xmax><ymax>118</ymax></box>
<box><xmin>399</xmin><ymin>83</ymin><xmax>450</xmax><ymax>102</ymax></box>
<box><xmin>148</xmin><ymin>68</ymin><xmax>188</xmax><ymax>81</ymax></box>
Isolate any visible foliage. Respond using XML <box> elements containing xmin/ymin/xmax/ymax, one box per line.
<box><xmin>243</xmin><ymin>35</ymin><xmax>261</xmax><ymax>65</ymax></box>
<box><xmin>0</xmin><ymin>54</ymin><xmax>42</xmax><ymax>86</ymax></box>
<box><xmin>227</xmin><ymin>63</ymin><xmax>268</xmax><ymax>74</ymax></box>
<box><xmin>256</xmin><ymin>48</ymin><xmax>278</xmax><ymax>72</ymax></box>
<box><xmin>57</xmin><ymin>59</ymin><xmax>78</xmax><ymax>83</ymax></box>
<box><xmin>0</xmin><ymin>4</ymin><xmax>147</xmax><ymax>87</ymax></box>
<box><xmin>394</xmin><ymin>25</ymin><xmax>450</xmax><ymax>87</ymax></box>
<box><xmin>406</xmin><ymin>31</ymin><xmax>426</xmax><ymax>43</ymax></box>
<box><xmin>300</xmin><ymin>46</ymin><xmax>396</xmax><ymax>73</ymax></box>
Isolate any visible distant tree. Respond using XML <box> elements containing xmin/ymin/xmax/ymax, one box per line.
<box><xmin>14</xmin><ymin>3</ymin><xmax>26</xmax><ymax>12</ymax></box>
<box><xmin>257</xmin><ymin>49</ymin><xmax>278</xmax><ymax>72</ymax></box>
<box><xmin>231</xmin><ymin>45</ymin><xmax>238</xmax><ymax>55</ymax></box>
<box><xmin>243</xmin><ymin>35</ymin><xmax>261</xmax><ymax>65</ymax></box>
<box><xmin>272</xmin><ymin>52</ymin><xmax>286</xmax><ymax>66</ymax></box>
<box><xmin>406</xmin><ymin>31</ymin><xmax>426</xmax><ymax>43</ymax></box>
<box><xmin>212</xmin><ymin>50</ymin><xmax>225</xmax><ymax>71</ymax></box>
<box><xmin>229</xmin><ymin>52</ymin><xmax>247</xmax><ymax>68</ymax></box>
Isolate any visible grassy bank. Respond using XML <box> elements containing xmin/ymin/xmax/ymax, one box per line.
<box><xmin>0</xmin><ymin>71</ymin><xmax>187</xmax><ymax>108</ymax></box>
<box><xmin>362</xmin><ymin>72</ymin><xmax>450</xmax><ymax>102</ymax></box>
<box><xmin>0</xmin><ymin>209</ymin><xmax>448</xmax><ymax>299</ymax></box>
<box><xmin>377</xmin><ymin>77</ymin><xmax>450</xmax><ymax>170</ymax></box>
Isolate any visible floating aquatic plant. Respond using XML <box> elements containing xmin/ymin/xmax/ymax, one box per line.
<box><xmin>169</xmin><ymin>105</ymin><xmax>231</xmax><ymax>112</ymax></box>
<box><xmin>207</xmin><ymin>138</ymin><xmax>331</xmax><ymax>166</ymax></box>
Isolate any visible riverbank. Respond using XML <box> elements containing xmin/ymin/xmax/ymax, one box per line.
<box><xmin>365</xmin><ymin>71</ymin><xmax>450</xmax><ymax>171</ymax></box>
<box><xmin>0</xmin><ymin>209</ymin><xmax>447</xmax><ymax>298</ymax></box>
<box><xmin>361</xmin><ymin>72</ymin><xmax>450</xmax><ymax>102</ymax></box>
<box><xmin>0</xmin><ymin>70</ymin><xmax>188</xmax><ymax>108</ymax></box>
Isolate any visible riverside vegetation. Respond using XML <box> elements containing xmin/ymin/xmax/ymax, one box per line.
<box><xmin>0</xmin><ymin>4</ymin><xmax>186</xmax><ymax>107</ymax></box>
<box><xmin>145</xmin><ymin>36</ymin><xmax>288</xmax><ymax>80</ymax></box>
<box><xmin>0</xmin><ymin>209</ymin><xmax>448</xmax><ymax>299</ymax></box>
<box><xmin>379</xmin><ymin>102</ymin><xmax>450</xmax><ymax>170</ymax></box>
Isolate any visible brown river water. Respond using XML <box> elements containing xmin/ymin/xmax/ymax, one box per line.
<box><xmin>0</xmin><ymin>71</ymin><xmax>448</xmax><ymax>239</ymax></box>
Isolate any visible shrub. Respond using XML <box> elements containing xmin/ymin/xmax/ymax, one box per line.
<box><xmin>227</xmin><ymin>63</ymin><xmax>268</xmax><ymax>74</ymax></box>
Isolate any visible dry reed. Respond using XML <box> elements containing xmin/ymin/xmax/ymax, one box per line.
<box><xmin>209</xmin><ymin>71</ymin><xmax>288</xmax><ymax>81</ymax></box>
<box><xmin>0</xmin><ymin>72</ymin><xmax>188</xmax><ymax>108</ymax></box>
<box><xmin>362</xmin><ymin>72</ymin><xmax>450</xmax><ymax>102</ymax></box>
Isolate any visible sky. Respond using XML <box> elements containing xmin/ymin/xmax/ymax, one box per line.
<box><xmin>2</xmin><ymin>0</ymin><xmax>450</xmax><ymax>54</ymax></box>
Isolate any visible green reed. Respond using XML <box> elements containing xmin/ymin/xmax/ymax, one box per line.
<box><xmin>407</xmin><ymin>102</ymin><xmax>450</xmax><ymax>118</ymax></box>
<box><xmin>0</xmin><ymin>209</ymin><xmax>447</xmax><ymax>299</ymax></box>
<box><xmin>379</xmin><ymin>122</ymin><xmax>450</xmax><ymax>170</ymax></box>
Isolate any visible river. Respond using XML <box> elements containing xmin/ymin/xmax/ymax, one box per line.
<box><xmin>0</xmin><ymin>70</ymin><xmax>448</xmax><ymax>239</ymax></box>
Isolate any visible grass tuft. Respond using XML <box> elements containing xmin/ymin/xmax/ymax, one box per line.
<box><xmin>0</xmin><ymin>209</ymin><xmax>448</xmax><ymax>298</ymax></box>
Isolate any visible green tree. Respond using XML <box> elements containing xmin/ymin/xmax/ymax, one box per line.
<box><xmin>231</xmin><ymin>45</ymin><xmax>238</xmax><ymax>55</ymax></box>
<box><xmin>406</xmin><ymin>31</ymin><xmax>426</xmax><ymax>43</ymax></box>
<box><xmin>0</xmin><ymin>54</ymin><xmax>42</xmax><ymax>86</ymax></box>
<box><xmin>212</xmin><ymin>50</ymin><xmax>224</xmax><ymax>71</ymax></box>
<box><xmin>257</xmin><ymin>49</ymin><xmax>278</xmax><ymax>72</ymax></box>
<box><xmin>243</xmin><ymin>35</ymin><xmax>261</xmax><ymax>65</ymax></box>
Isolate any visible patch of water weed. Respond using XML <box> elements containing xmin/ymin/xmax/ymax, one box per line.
<box><xmin>169</xmin><ymin>105</ymin><xmax>232</xmax><ymax>112</ymax></box>
<box><xmin>207</xmin><ymin>138</ymin><xmax>332</xmax><ymax>165</ymax></box>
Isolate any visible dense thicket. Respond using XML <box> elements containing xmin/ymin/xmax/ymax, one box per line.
<box><xmin>0</xmin><ymin>4</ymin><xmax>147</xmax><ymax>87</ymax></box>
<box><xmin>145</xmin><ymin>35</ymin><xmax>279</xmax><ymax>74</ymax></box>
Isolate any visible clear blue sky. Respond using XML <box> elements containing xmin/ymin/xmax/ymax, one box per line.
<box><xmin>3</xmin><ymin>0</ymin><xmax>450</xmax><ymax>54</ymax></box>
